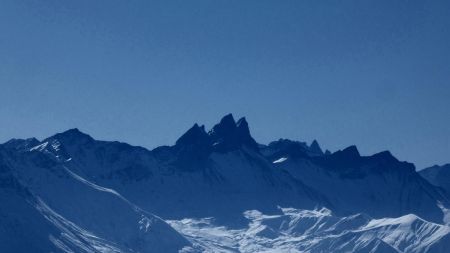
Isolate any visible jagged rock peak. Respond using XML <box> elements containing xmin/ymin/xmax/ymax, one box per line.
<box><xmin>207</xmin><ymin>114</ymin><xmax>258</xmax><ymax>152</ymax></box>
<box><xmin>235</xmin><ymin>116</ymin><xmax>258</xmax><ymax>150</ymax></box>
<box><xmin>236</xmin><ymin>117</ymin><xmax>250</xmax><ymax>133</ymax></box>
<box><xmin>176</xmin><ymin>123</ymin><xmax>209</xmax><ymax>146</ymax></box>
<box><xmin>209</xmin><ymin>113</ymin><xmax>237</xmax><ymax>136</ymax></box>
<box><xmin>309</xmin><ymin>140</ymin><xmax>323</xmax><ymax>155</ymax></box>
<box><xmin>173</xmin><ymin>114</ymin><xmax>259</xmax><ymax>152</ymax></box>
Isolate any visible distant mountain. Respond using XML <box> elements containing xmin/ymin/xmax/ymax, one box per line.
<box><xmin>1</xmin><ymin>114</ymin><xmax>449</xmax><ymax>252</ymax></box>
<box><xmin>420</xmin><ymin>164</ymin><xmax>450</xmax><ymax>195</ymax></box>
<box><xmin>267</xmin><ymin>143</ymin><xmax>448</xmax><ymax>223</ymax></box>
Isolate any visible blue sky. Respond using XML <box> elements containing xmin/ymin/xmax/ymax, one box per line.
<box><xmin>1</xmin><ymin>0</ymin><xmax>449</xmax><ymax>169</ymax></box>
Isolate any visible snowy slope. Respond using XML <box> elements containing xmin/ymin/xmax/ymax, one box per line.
<box><xmin>168</xmin><ymin>207</ymin><xmax>450</xmax><ymax>253</ymax></box>
<box><xmin>0</xmin><ymin>146</ymin><xmax>191</xmax><ymax>253</ymax></box>
<box><xmin>0</xmin><ymin>152</ymin><xmax>61</xmax><ymax>253</ymax></box>
<box><xmin>0</xmin><ymin>148</ymin><xmax>134</xmax><ymax>253</ymax></box>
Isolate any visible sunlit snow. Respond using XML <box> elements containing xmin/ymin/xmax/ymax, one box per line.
<box><xmin>272</xmin><ymin>157</ymin><xmax>288</xmax><ymax>164</ymax></box>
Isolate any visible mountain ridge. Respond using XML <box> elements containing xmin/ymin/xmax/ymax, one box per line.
<box><xmin>1</xmin><ymin>114</ymin><xmax>449</xmax><ymax>252</ymax></box>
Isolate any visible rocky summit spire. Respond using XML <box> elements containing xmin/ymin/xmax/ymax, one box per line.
<box><xmin>174</xmin><ymin>123</ymin><xmax>212</xmax><ymax>171</ymax></box>
<box><xmin>173</xmin><ymin>114</ymin><xmax>259</xmax><ymax>153</ymax></box>
<box><xmin>309</xmin><ymin>140</ymin><xmax>323</xmax><ymax>155</ymax></box>
<box><xmin>176</xmin><ymin>124</ymin><xmax>210</xmax><ymax>147</ymax></box>
<box><xmin>236</xmin><ymin>117</ymin><xmax>258</xmax><ymax>150</ymax></box>
<box><xmin>236</xmin><ymin>117</ymin><xmax>250</xmax><ymax>136</ymax></box>
<box><xmin>209</xmin><ymin>113</ymin><xmax>237</xmax><ymax>138</ymax></box>
<box><xmin>208</xmin><ymin>114</ymin><xmax>258</xmax><ymax>152</ymax></box>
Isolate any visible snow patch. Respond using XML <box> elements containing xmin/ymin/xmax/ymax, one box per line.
<box><xmin>30</xmin><ymin>141</ymin><xmax>49</xmax><ymax>151</ymax></box>
<box><xmin>51</xmin><ymin>140</ymin><xmax>61</xmax><ymax>151</ymax></box>
<box><xmin>273</xmin><ymin>157</ymin><xmax>288</xmax><ymax>164</ymax></box>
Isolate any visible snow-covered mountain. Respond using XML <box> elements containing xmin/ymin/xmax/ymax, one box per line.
<box><xmin>0</xmin><ymin>145</ymin><xmax>191</xmax><ymax>253</ymax></box>
<box><xmin>168</xmin><ymin>207</ymin><xmax>450</xmax><ymax>253</ymax></box>
<box><xmin>1</xmin><ymin>114</ymin><xmax>449</xmax><ymax>252</ymax></box>
<box><xmin>265</xmin><ymin>142</ymin><xmax>448</xmax><ymax>223</ymax></box>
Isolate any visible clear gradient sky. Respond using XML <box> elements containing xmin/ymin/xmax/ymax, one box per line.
<box><xmin>1</xmin><ymin>0</ymin><xmax>449</xmax><ymax>169</ymax></box>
